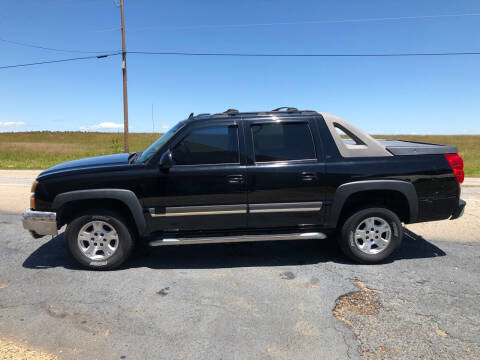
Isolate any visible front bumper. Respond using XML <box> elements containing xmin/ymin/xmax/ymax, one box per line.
<box><xmin>22</xmin><ymin>209</ymin><xmax>58</xmax><ymax>238</ymax></box>
<box><xmin>450</xmin><ymin>199</ymin><xmax>466</xmax><ymax>220</ymax></box>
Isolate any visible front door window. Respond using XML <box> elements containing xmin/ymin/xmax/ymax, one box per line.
<box><xmin>173</xmin><ymin>125</ymin><xmax>239</xmax><ymax>165</ymax></box>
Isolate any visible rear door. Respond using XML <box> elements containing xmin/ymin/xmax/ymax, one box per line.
<box><xmin>244</xmin><ymin>117</ymin><xmax>326</xmax><ymax>230</ymax></box>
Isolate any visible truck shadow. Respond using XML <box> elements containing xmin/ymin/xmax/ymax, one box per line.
<box><xmin>23</xmin><ymin>228</ymin><xmax>446</xmax><ymax>270</ymax></box>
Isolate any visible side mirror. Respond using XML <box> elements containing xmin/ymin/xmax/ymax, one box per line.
<box><xmin>159</xmin><ymin>149</ymin><xmax>174</xmax><ymax>169</ymax></box>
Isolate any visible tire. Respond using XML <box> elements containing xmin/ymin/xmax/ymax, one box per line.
<box><xmin>65</xmin><ymin>210</ymin><xmax>134</xmax><ymax>270</ymax></box>
<box><xmin>338</xmin><ymin>207</ymin><xmax>403</xmax><ymax>264</ymax></box>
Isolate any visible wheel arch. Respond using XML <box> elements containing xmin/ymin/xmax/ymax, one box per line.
<box><xmin>328</xmin><ymin>180</ymin><xmax>418</xmax><ymax>227</ymax></box>
<box><xmin>52</xmin><ymin>189</ymin><xmax>147</xmax><ymax>236</ymax></box>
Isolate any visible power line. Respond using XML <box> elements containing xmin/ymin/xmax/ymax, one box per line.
<box><xmin>0</xmin><ymin>37</ymin><xmax>119</xmax><ymax>54</ymax></box>
<box><xmin>129</xmin><ymin>13</ymin><xmax>480</xmax><ymax>32</ymax></box>
<box><xmin>2</xmin><ymin>50</ymin><xmax>480</xmax><ymax>70</ymax></box>
<box><xmin>87</xmin><ymin>12</ymin><xmax>480</xmax><ymax>33</ymax></box>
<box><xmin>0</xmin><ymin>53</ymin><xmax>120</xmax><ymax>70</ymax></box>
<box><xmin>2</xmin><ymin>12</ymin><xmax>479</xmax><ymax>54</ymax></box>
<box><xmin>47</xmin><ymin>12</ymin><xmax>480</xmax><ymax>36</ymax></box>
<box><xmin>129</xmin><ymin>50</ymin><xmax>480</xmax><ymax>57</ymax></box>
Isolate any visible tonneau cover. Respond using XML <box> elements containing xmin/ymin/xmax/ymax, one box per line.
<box><xmin>378</xmin><ymin>139</ymin><xmax>458</xmax><ymax>156</ymax></box>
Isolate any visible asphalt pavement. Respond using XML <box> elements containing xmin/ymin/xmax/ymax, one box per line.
<box><xmin>0</xmin><ymin>172</ymin><xmax>479</xmax><ymax>359</ymax></box>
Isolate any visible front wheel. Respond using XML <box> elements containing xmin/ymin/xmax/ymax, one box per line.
<box><xmin>65</xmin><ymin>211</ymin><xmax>134</xmax><ymax>270</ymax></box>
<box><xmin>338</xmin><ymin>207</ymin><xmax>403</xmax><ymax>264</ymax></box>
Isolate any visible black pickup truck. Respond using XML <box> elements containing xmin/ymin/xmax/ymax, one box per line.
<box><xmin>23</xmin><ymin>108</ymin><xmax>466</xmax><ymax>269</ymax></box>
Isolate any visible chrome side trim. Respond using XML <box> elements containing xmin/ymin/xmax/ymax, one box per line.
<box><xmin>160</xmin><ymin>210</ymin><xmax>245</xmax><ymax>217</ymax></box>
<box><xmin>149</xmin><ymin>232</ymin><xmax>327</xmax><ymax>246</ymax></box>
<box><xmin>250</xmin><ymin>208</ymin><xmax>320</xmax><ymax>213</ymax></box>
<box><xmin>249</xmin><ymin>202</ymin><xmax>322</xmax><ymax>213</ymax></box>
<box><xmin>149</xmin><ymin>204</ymin><xmax>247</xmax><ymax>217</ymax></box>
<box><xmin>148</xmin><ymin>202</ymin><xmax>323</xmax><ymax>217</ymax></box>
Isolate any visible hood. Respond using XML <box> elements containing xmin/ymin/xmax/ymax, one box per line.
<box><xmin>38</xmin><ymin>153</ymin><xmax>131</xmax><ymax>179</ymax></box>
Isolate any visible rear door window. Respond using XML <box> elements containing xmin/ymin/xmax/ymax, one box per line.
<box><xmin>251</xmin><ymin>122</ymin><xmax>316</xmax><ymax>162</ymax></box>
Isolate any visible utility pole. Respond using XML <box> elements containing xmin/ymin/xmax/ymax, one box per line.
<box><xmin>119</xmin><ymin>0</ymin><xmax>129</xmax><ymax>152</ymax></box>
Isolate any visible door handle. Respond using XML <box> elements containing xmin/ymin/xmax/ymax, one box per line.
<box><xmin>301</xmin><ymin>172</ymin><xmax>317</xmax><ymax>182</ymax></box>
<box><xmin>227</xmin><ymin>174</ymin><xmax>244</xmax><ymax>184</ymax></box>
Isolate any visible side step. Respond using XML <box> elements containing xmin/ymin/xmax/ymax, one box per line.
<box><xmin>149</xmin><ymin>232</ymin><xmax>327</xmax><ymax>247</ymax></box>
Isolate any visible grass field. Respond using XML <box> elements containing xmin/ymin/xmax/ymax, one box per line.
<box><xmin>373</xmin><ymin>135</ymin><xmax>479</xmax><ymax>177</ymax></box>
<box><xmin>0</xmin><ymin>132</ymin><xmax>157</xmax><ymax>170</ymax></box>
<box><xmin>0</xmin><ymin>132</ymin><xmax>478</xmax><ymax>176</ymax></box>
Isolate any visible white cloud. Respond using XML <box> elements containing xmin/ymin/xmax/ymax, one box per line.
<box><xmin>0</xmin><ymin>121</ymin><xmax>25</xmax><ymax>126</ymax></box>
<box><xmin>80</xmin><ymin>122</ymin><xmax>124</xmax><ymax>131</ymax></box>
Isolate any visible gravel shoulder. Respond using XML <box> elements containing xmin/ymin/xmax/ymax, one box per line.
<box><xmin>406</xmin><ymin>195</ymin><xmax>479</xmax><ymax>243</ymax></box>
<box><xmin>0</xmin><ymin>170</ymin><xmax>41</xmax><ymax>213</ymax></box>
<box><xmin>0</xmin><ymin>338</ymin><xmax>56</xmax><ymax>360</ymax></box>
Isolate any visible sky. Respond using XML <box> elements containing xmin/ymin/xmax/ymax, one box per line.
<box><xmin>0</xmin><ymin>0</ymin><xmax>479</xmax><ymax>134</ymax></box>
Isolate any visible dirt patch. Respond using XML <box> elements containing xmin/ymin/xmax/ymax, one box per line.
<box><xmin>332</xmin><ymin>279</ymin><xmax>382</xmax><ymax>327</ymax></box>
<box><xmin>435</xmin><ymin>328</ymin><xmax>448</xmax><ymax>337</ymax></box>
<box><xmin>157</xmin><ymin>287</ymin><xmax>170</xmax><ymax>296</ymax></box>
<box><xmin>0</xmin><ymin>338</ymin><xmax>56</xmax><ymax>360</ymax></box>
<box><xmin>280</xmin><ymin>271</ymin><xmax>295</xmax><ymax>280</ymax></box>
<box><xmin>333</xmin><ymin>280</ymin><xmax>392</xmax><ymax>359</ymax></box>
<box><xmin>294</xmin><ymin>321</ymin><xmax>321</xmax><ymax>336</ymax></box>
<box><xmin>0</xmin><ymin>142</ymin><xmax>82</xmax><ymax>154</ymax></box>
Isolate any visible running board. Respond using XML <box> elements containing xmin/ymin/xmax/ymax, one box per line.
<box><xmin>148</xmin><ymin>232</ymin><xmax>327</xmax><ymax>247</ymax></box>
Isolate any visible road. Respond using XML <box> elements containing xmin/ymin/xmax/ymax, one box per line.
<box><xmin>0</xmin><ymin>171</ymin><xmax>479</xmax><ymax>359</ymax></box>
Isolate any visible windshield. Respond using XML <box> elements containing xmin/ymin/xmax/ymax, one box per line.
<box><xmin>137</xmin><ymin>122</ymin><xmax>184</xmax><ymax>163</ymax></box>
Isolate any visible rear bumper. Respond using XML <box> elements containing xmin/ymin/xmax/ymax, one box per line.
<box><xmin>22</xmin><ymin>209</ymin><xmax>58</xmax><ymax>238</ymax></box>
<box><xmin>450</xmin><ymin>199</ymin><xmax>466</xmax><ymax>220</ymax></box>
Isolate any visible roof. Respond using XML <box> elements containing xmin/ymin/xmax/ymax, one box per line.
<box><xmin>187</xmin><ymin>107</ymin><xmax>319</xmax><ymax>121</ymax></box>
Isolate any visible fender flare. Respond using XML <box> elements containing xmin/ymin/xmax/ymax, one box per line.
<box><xmin>52</xmin><ymin>189</ymin><xmax>147</xmax><ymax>235</ymax></box>
<box><xmin>328</xmin><ymin>180</ymin><xmax>418</xmax><ymax>227</ymax></box>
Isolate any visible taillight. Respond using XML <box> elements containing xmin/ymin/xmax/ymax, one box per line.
<box><xmin>444</xmin><ymin>153</ymin><xmax>464</xmax><ymax>184</ymax></box>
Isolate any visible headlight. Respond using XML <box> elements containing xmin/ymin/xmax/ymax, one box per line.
<box><xmin>31</xmin><ymin>180</ymin><xmax>38</xmax><ymax>193</ymax></box>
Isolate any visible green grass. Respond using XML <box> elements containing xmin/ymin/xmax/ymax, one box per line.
<box><xmin>372</xmin><ymin>135</ymin><xmax>480</xmax><ymax>177</ymax></box>
<box><xmin>0</xmin><ymin>132</ymin><xmax>158</xmax><ymax>170</ymax></box>
<box><xmin>0</xmin><ymin>132</ymin><xmax>478</xmax><ymax>176</ymax></box>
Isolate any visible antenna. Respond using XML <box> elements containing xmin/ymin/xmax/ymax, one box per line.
<box><xmin>151</xmin><ymin>103</ymin><xmax>154</xmax><ymax>133</ymax></box>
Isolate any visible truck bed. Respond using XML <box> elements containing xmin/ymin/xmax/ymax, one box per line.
<box><xmin>378</xmin><ymin>139</ymin><xmax>458</xmax><ymax>156</ymax></box>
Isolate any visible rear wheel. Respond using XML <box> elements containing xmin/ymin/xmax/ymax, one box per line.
<box><xmin>65</xmin><ymin>211</ymin><xmax>134</xmax><ymax>270</ymax></box>
<box><xmin>338</xmin><ymin>207</ymin><xmax>403</xmax><ymax>264</ymax></box>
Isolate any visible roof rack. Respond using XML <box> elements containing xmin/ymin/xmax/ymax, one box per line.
<box><xmin>272</xmin><ymin>107</ymin><xmax>298</xmax><ymax>113</ymax></box>
<box><xmin>223</xmin><ymin>108</ymin><xmax>239</xmax><ymax>115</ymax></box>
<box><xmin>211</xmin><ymin>108</ymin><xmax>240</xmax><ymax>118</ymax></box>
<box><xmin>202</xmin><ymin>108</ymin><xmax>319</xmax><ymax>119</ymax></box>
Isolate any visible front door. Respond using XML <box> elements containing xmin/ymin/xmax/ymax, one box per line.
<box><xmin>244</xmin><ymin>118</ymin><xmax>325</xmax><ymax>230</ymax></box>
<box><xmin>148</xmin><ymin>121</ymin><xmax>247</xmax><ymax>233</ymax></box>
